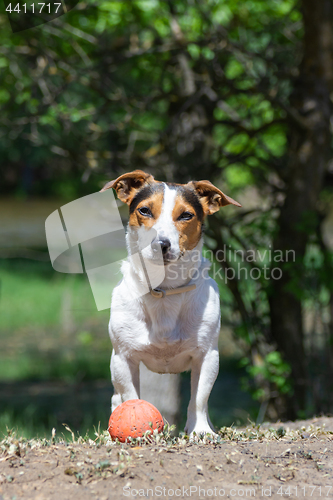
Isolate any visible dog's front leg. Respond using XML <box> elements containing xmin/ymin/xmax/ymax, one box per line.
<box><xmin>110</xmin><ymin>350</ymin><xmax>140</xmax><ymax>412</ymax></box>
<box><xmin>185</xmin><ymin>348</ymin><xmax>219</xmax><ymax>437</ymax></box>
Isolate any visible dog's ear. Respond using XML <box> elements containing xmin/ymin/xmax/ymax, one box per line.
<box><xmin>100</xmin><ymin>170</ymin><xmax>154</xmax><ymax>204</ymax></box>
<box><xmin>188</xmin><ymin>180</ymin><xmax>241</xmax><ymax>215</ymax></box>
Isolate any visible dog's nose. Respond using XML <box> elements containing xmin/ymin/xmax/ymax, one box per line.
<box><xmin>151</xmin><ymin>237</ymin><xmax>171</xmax><ymax>255</ymax></box>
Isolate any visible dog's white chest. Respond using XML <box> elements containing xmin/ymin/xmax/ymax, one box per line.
<box><xmin>140</xmin><ymin>297</ymin><xmax>192</xmax><ymax>372</ymax></box>
<box><xmin>140</xmin><ymin>340</ymin><xmax>192</xmax><ymax>374</ymax></box>
<box><xmin>143</xmin><ymin>294</ymin><xmax>184</xmax><ymax>343</ymax></box>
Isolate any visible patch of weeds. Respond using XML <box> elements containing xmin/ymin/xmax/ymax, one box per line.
<box><xmin>216</xmin><ymin>422</ymin><xmax>331</xmax><ymax>442</ymax></box>
<box><xmin>276</xmin><ymin>426</ymin><xmax>286</xmax><ymax>438</ymax></box>
<box><xmin>1</xmin><ymin>419</ymin><xmax>333</xmax><ymax>460</ymax></box>
<box><xmin>298</xmin><ymin>450</ymin><xmax>313</xmax><ymax>460</ymax></box>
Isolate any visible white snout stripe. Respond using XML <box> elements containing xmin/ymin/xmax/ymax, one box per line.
<box><xmin>152</xmin><ymin>184</ymin><xmax>180</xmax><ymax>256</ymax></box>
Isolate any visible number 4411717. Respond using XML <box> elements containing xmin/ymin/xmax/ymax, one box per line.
<box><xmin>277</xmin><ymin>485</ymin><xmax>332</xmax><ymax>496</ymax></box>
<box><xmin>6</xmin><ymin>3</ymin><xmax>62</xmax><ymax>14</ymax></box>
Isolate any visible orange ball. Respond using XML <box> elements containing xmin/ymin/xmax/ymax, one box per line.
<box><xmin>108</xmin><ymin>399</ymin><xmax>164</xmax><ymax>443</ymax></box>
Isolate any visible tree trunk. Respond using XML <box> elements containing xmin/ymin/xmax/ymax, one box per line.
<box><xmin>269</xmin><ymin>0</ymin><xmax>333</xmax><ymax>419</ymax></box>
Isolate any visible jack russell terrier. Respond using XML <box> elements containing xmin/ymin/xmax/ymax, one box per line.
<box><xmin>101</xmin><ymin>170</ymin><xmax>241</xmax><ymax>437</ymax></box>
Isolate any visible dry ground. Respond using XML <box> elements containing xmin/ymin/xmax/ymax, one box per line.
<box><xmin>1</xmin><ymin>417</ymin><xmax>333</xmax><ymax>500</ymax></box>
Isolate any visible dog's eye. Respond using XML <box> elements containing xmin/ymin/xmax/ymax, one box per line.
<box><xmin>178</xmin><ymin>212</ymin><xmax>194</xmax><ymax>221</ymax></box>
<box><xmin>138</xmin><ymin>206</ymin><xmax>152</xmax><ymax>217</ymax></box>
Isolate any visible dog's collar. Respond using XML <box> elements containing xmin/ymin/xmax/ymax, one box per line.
<box><xmin>150</xmin><ymin>283</ymin><xmax>196</xmax><ymax>299</ymax></box>
<box><xmin>137</xmin><ymin>248</ymin><xmax>196</xmax><ymax>299</ymax></box>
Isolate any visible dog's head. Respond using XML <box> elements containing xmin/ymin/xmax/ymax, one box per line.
<box><xmin>101</xmin><ymin>170</ymin><xmax>241</xmax><ymax>264</ymax></box>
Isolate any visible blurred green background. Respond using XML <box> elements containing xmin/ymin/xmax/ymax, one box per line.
<box><xmin>1</xmin><ymin>0</ymin><xmax>333</xmax><ymax>438</ymax></box>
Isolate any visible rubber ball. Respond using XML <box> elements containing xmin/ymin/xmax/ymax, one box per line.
<box><xmin>108</xmin><ymin>399</ymin><xmax>164</xmax><ymax>442</ymax></box>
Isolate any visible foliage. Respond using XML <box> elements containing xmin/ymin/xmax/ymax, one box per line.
<box><xmin>0</xmin><ymin>0</ymin><xmax>300</xmax><ymax>197</ymax></box>
<box><xmin>241</xmin><ymin>351</ymin><xmax>292</xmax><ymax>402</ymax></box>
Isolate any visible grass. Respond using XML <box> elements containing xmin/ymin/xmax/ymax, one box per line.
<box><xmin>1</xmin><ymin>419</ymin><xmax>332</xmax><ymax>452</ymax></box>
<box><xmin>0</xmin><ymin>258</ymin><xmax>110</xmax><ymax>332</ymax></box>
<box><xmin>0</xmin><ymin>408</ymin><xmax>110</xmax><ymax>441</ymax></box>
<box><xmin>0</xmin><ymin>258</ymin><xmax>111</xmax><ymax>381</ymax></box>
<box><xmin>0</xmin><ymin>257</ymin><xmax>114</xmax><ymax>438</ymax></box>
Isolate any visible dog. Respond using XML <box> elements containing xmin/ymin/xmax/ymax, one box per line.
<box><xmin>101</xmin><ymin>170</ymin><xmax>241</xmax><ymax>436</ymax></box>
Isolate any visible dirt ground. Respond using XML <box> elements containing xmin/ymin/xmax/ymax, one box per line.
<box><xmin>1</xmin><ymin>417</ymin><xmax>333</xmax><ymax>500</ymax></box>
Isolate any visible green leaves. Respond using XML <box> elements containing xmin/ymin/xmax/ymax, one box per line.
<box><xmin>0</xmin><ymin>0</ymin><xmax>298</xmax><ymax>198</ymax></box>
<box><xmin>242</xmin><ymin>350</ymin><xmax>293</xmax><ymax>402</ymax></box>
<box><xmin>225</xmin><ymin>60</ymin><xmax>245</xmax><ymax>80</ymax></box>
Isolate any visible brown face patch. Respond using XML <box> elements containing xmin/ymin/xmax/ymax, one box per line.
<box><xmin>128</xmin><ymin>186</ymin><xmax>164</xmax><ymax>228</ymax></box>
<box><xmin>172</xmin><ymin>193</ymin><xmax>203</xmax><ymax>252</ymax></box>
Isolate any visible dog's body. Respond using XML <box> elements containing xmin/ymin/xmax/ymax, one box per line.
<box><xmin>102</xmin><ymin>171</ymin><xmax>241</xmax><ymax>436</ymax></box>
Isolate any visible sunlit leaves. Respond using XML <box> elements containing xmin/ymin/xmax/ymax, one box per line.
<box><xmin>0</xmin><ymin>89</ymin><xmax>10</xmax><ymax>103</ymax></box>
<box><xmin>0</xmin><ymin>0</ymin><xmax>298</xmax><ymax>200</ymax></box>
<box><xmin>260</xmin><ymin>124</ymin><xmax>287</xmax><ymax>156</ymax></box>
<box><xmin>224</xmin><ymin>164</ymin><xmax>254</xmax><ymax>189</ymax></box>
<box><xmin>211</xmin><ymin>3</ymin><xmax>233</xmax><ymax>25</ymax></box>
<box><xmin>225</xmin><ymin>60</ymin><xmax>244</xmax><ymax>79</ymax></box>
